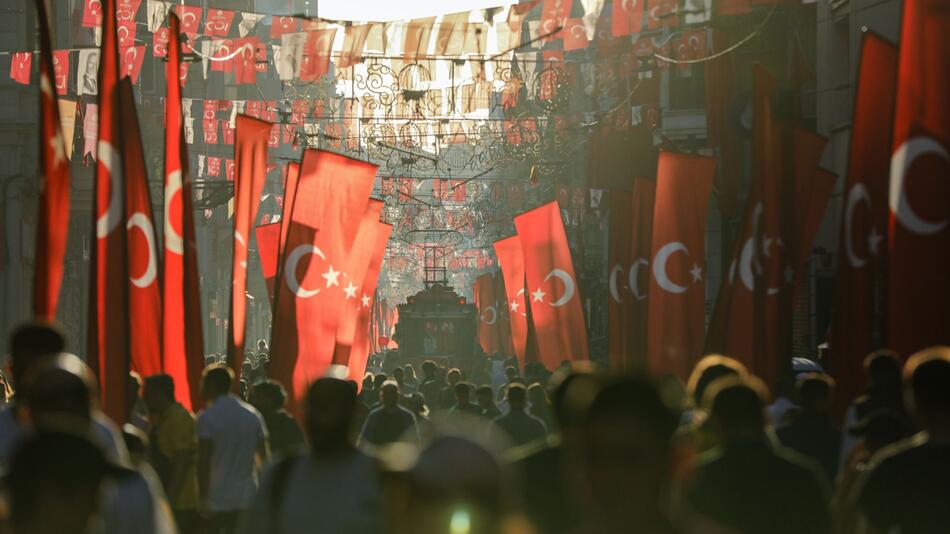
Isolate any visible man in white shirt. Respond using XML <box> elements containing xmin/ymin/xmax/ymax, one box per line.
<box><xmin>197</xmin><ymin>365</ymin><xmax>269</xmax><ymax>534</ymax></box>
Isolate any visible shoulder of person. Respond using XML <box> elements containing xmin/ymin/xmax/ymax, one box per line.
<box><xmin>865</xmin><ymin>431</ymin><xmax>928</xmax><ymax>474</ymax></box>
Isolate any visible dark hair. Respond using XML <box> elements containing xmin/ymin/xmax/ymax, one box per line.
<box><xmin>306</xmin><ymin>378</ymin><xmax>357</xmax><ymax>450</ymax></box>
<box><xmin>9</xmin><ymin>321</ymin><xmax>66</xmax><ymax>383</ymax></box>
<box><xmin>253</xmin><ymin>380</ymin><xmax>287</xmax><ymax>408</ymax></box>
<box><xmin>706</xmin><ymin>376</ymin><xmax>769</xmax><ymax>433</ymax></box>
<box><xmin>144</xmin><ymin>374</ymin><xmax>176</xmax><ymax>402</ymax></box>
<box><xmin>865</xmin><ymin>350</ymin><xmax>902</xmax><ymax>386</ymax></box>
<box><xmin>906</xmin><ymin>347</ymin><xmax>950</xmax><ymax>414</ymax></box>
<box><xmin>585</xmin><ymin>375</ymin><xmax>677</xmax><ymax>443</ymax></box>
<box><xmin>476</xmin><ymin>385</ymin><xmax>494</xmax><ymax>396</ymax></box>
<box><xmin>687</xmin><ymin>355</ymin><xmax>747</xmax><ymax>407</ymax></box>
<box><xmin>202</xmin><ymin>365</ymin><xmax>233</xmax><ymax>396</ymax></box>
<box><xmin>454</xmin><ymin>381</ymin><xmax>471</xmax><ymax>396</ymax></box>
<box><xmin>796</xmin><ymin>373</ymin><xmax>834</xmax><ymax>413</ymax></box>
<box><xmin>422</xmin><ymin>360</ymin><xmax>436</xmax><ymax>375</ymax></box>
<box><xmin>506</xmin><ymin>383</ymin><xmax>527</xmax><ymax>403</ymax></box>
<box><xmin>22</xmin><ymin>353</ymin><xmax>95</xmax><ymax>421</ymax></box>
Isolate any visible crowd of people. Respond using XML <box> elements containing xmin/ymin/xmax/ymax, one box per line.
<box><xmin>0</xmin><ymin>320</ymin><xmax>948</xmax><ymax>534</ymax></box>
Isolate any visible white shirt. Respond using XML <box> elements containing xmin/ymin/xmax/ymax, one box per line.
<box><xmin>197</xmin><ymin>394</ymin><xmax>268</xmax><ymax>511</ymax></box>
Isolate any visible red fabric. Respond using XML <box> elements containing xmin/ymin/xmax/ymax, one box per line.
<box><xmin>82</xmin><ymin>0</ymin><xmax>103</xmax><ymax>28</ymax></box>
<box><xmin>607</xmin><ymin>180</ymin><xmax>655</xmax><ymax>371</ymax></box>
<box><xmin>52</xmin><ymin>51</ymin><xmax>69</xmax><ymax>95</ymax></box>
<box><xmin>475</xmin><ymin>273</ymin><xmax>501</xmax><ymax>354</ymax></box>
<box><xmin>271</xmin><ymin>16</ymin><xmax>300</xmax><ymax>39</ymax></box>
<box><xmin>210</xmin><ymin>39</ymin><xmax>234</xmax><ymax>73</ymax></box>
<box><xmin>647</xmin><ymin>0</ymin><xmax>678</xmax><ymax>30</ymax></box>
<box><xmin>495</xmin><ymin>236</ymin><xmax>529</xmax><ymax>366</ymax></box>
<box><xmin>887</xmin><ymin>0</ymin><xmax>950</xmax><ymax>358</ymax></box>
<box><xmin>269</xmin><ymin>150</ymin><xmax>377</xmax><ymax>406</ymax></box>
<box><xmin>346</xmin><ymin>223</ymin><xmax>393</xmax><ymax>384</ymax></box>
<box><xmin>613</xmin><ymin>0</ymin><xmax>644</xmax><ymax>37</ymax></box>
<box><xmin>279</xmin><ymin>162</ymin><xmax>301</xmax><ymax>258</ymax></box>
<box><xmin>33</xmin><ymin>1</ymin><xmax>71</xmax><ymax>320</ymax></box>
<box><xmin>163</xmin><ymin>14</ymin><xmax>204</xmax><ymax>410</ymax></box>
<box><xmin>300</xmin><ymin>29</ymin><xmax>337</xmax><ymax>82</ymax></box>
<box><xmin>645</xmin><ymin>153</ymin><xmax>715</xmax><ymax>380</ymax></box>
<box><xmin>233</xmin><ymin>38</ymin><xmax>259</xmax><ymax>85</ymax></box>
<box><xmin>10</xmin><ymin>52</ymin><xmax>31</xmax><ymax>85</ymax></box>
<box><xmin>256</xmin><ymin>223</ymin><xmax>281</xmax><ymax>304</ymax></box>
<box><xmin>560</xmin><ymin>19</ymin><xmax>589</xmax><ymax>51</ymax></box>
<box><xmin>116</xmin><ymin>0</ymin><xmax>142</xmax><ymax>25</ymax></box>
<box><xmin>89</xmin><ymin>0</ymin><xmax>130</xmax><ymax>424</ymax></box>
<box><xmin>704</xmin><ymin>29</ymin><xmax>740</xmax><ymax>216</ymax></box>
<box><xmin>205</xmin><ymin>9</ymin><xmax>236</xmax><ymax>37</ymax></box>
<box><xmin>174</xmin><ymin>4</ymin><xmax>202</xmax><ymax>36</ymax></box>
<box><xmin>120</xmin><ymin>45</ymin><xmax>145</xmax><ymax>83</ymax></box>
<box><xmin>118</xmin><ymin>20</ymin><xmax>137</xmax><ymax>49</ymax></box>
<box><xmin>541</xmin><ymin>0</ymin><xmax>572</xmax><ymax>41</ymax></box>
<box><xmin>493</xmin><ymin>271</ymin><xmax>516</xmax><ymax>358</ymax></box>
<box><xmin>715</xmin><ymin>0</ymin><xmax>751</xmax><ymax>15</ymax></box>
<box><xmin>228</xmin><ymin>115</ymin><xmax>272</xmax><ymax>379</ymax></box>
<box><xmin>829</xmin><ymin>35</ymin><xmax>897</xmax><ymax>415</ymax></box>
<box><xmin>118</xmin><ymin>79</ymin><xmax>162</xmax><ymax>378</ymax></box>
<box><xmin>514</xmin><ymin>202</ymin><xmax>589</xmax><ymax>368</ymax></box>
<box><xmin>203</xmin><ymin>119</ymin><xmax>218</xmax><ymax>144</ymax></box>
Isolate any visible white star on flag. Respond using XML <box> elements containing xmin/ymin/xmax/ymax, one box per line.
<box><xmin>322</xmin><ymin>265</ymin><xmax>341</xmax><ymax>287</ymax></box>
<box><xmin>531</xmin><ymin>288</ymin><xmax>546</xmax><ymax>302</ymax></box>
<box><xmin>690</xmin><ymin>264</ymin><xmax>703</xmax><ymax>282</ymax></box>
<box><xmin>361</xmin><ymin>294</ymin><xmax>371</xmax><ymax>307</ymax></box>
<box><xmin>510</xmin><ymin>301</ymin><xmax>520</xmax><ymax>312</ymax></box>
<box><xmin>343</xmin><ymin>282</ymin><xmax>358</xmax><ymax>299</ymax></box>
<box><xmin>40</xmin><ymin>73</ymin><xmax>52</xmax><ymax>97</ymax></box>
<box><xmin>49</xmin><ymin>130</ymin><xmax>66</xmax><ymax>166</ymax></box>
<box><xmin>868</xmin><ymin>226</ymin><xmax>883</xmax><ymax>256</ymax></box>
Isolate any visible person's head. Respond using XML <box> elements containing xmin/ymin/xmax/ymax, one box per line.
<box><xmin>305</xmin><ymin>377</ymin><xmax>357</xmax><ymax>452</ymax></box>
<box><xmin>705</xmin><ymin>375</ymin><xmax>770</xmax><ymax>443</ymax></box>
<box><xmin>201</xmin><ymin>364</ymin><xmax>233</xmax><ymax>401</ymax></box>
<box><xmin>393</xmin><ymin>366</ymin><xmax>405</xmax><ymax>384</ymax></box>
<box><xmin>447</xmin><ymin>368</ymin><xmax>462</xmax><ymax>386</ymax></box>
<box><xmin>476</xmin><ymin>385</ymin><xmax>495</xmax><ymax>409</ymax></box>
<box><xmin>851</xmin><ymin>409</ymin><xmax>910</xmax><ymax>454</ymax></box>
<box><xmin>506</xmin><ymin>383</ymin><xmax>527</xmax><ymax>411</ymax></box>
<box><xmin>7</xmin><ymin>430</ymin><xmax>111</xmax><ymax>534</ymax></box>
<box><xmin>21</xmin><ymin>353</ymin><xmax>96</xmax><ymax>425</ymax></box>
<box><xmin>422</xmin><ymin>360</ymin><xmax>436</xmax><ymax>379</ymax></box>
<box><xmin>251</xmin><ymin>380</ymin><xmax>287</xmax><ymax>414</ymax></box>
<box><xmin>527</xmin><ymin>383</ymin><xmax>547</xmax><ymax>409</ymax></box>
<box><xmin>796</xmin><ymin>373</ymin><xmax>834</xmax><ymax>415</ymax></box>
<box><xmin>548</xmin><ymin>362</ymin><xmax>602</xmax><ymax>434</ymax></box>
<box><xmin>687</xmin><ymin>354</ymin><xmax>748</xmax><ymax>408</ymax></box>
<box><xmin>903</xmin><ymin>346</ymin><xmax>950</xmax><ymax>431</ymax></box>
<box><xmin>504</xmin><ymin>365</ymin><xmax>518</xmax><ymax>382</ymax></box>
<box><xmin>454</xmin><ymin>381</ymin><xmax>472</xmax><ymax>404</ymax></box>
<box><xmin>380</xmin><ymin>379</ymin><xmax>400</xmax><ymax>408</ymax></box>
<box><xmin>579</xmin><ymin>376</ymin><xmax>678</xmax><ymax>530</ymax></box>
<box><xmin>403</xmin><ymin>364</ymin><xmax>417</xmax><ymax>382</ymax></box>
<box><xmin>362</xmin><ymin>373</ymin><xmax>375</xmax><ymax>392</ymax></box>
<box><xmin>258</xmin><ymin>339</ymin><xmax>268</xmax><ymax>352</ymax></box>
<box><xmin>9</xmin><ymin>320</ymin><xmax>66</xmax><ymax>387</ymax></box>
<box><xmin>865</xmin><ymin>349</ymin><xmax>902</xmax><ymax>388</ymax></box>
<box><xmin>408</xmin><ymin>392</ymin><xmax>428</xmax><ymax>417</ymax></box>
<box><xmin>143</xmin><ymin>374</ymin><xmax>176</xmax><ymax>414</ymax></box>
<box><xmin>373</xmin><ymin>373</ymin><xmax>389</xmax><ymax>391</ymax></box>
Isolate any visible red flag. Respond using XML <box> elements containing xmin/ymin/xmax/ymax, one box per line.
<box><xmin>494</xmin><ymin>236</ymin><xmax>529</xmax><ymax>366</ymax></box>
<box><xmin>514</xmin><ymin>201</ymin><xmax>589</xmax><ymax>368</ymax></box>
<box><xmin>338</xmin><ymin>24</ymin><xmax>371</xmax><ymax>68</ymax></box>
<box><xmin>607</xmin><ymin>180</ymin><xmax>655</xmax><ymax>371</ymax></box>
<box><xmin>829</xmin><ymin>34</ymin><xmax>898</xmax><ymax>413</ymax></box>
<box><xmin>645</xmin><ymin>153</ymin><xmax>714</xmax><ymax>379</ymax></box>
<box><xmin>118</xmin><ymin>20</ymin><xmax>137</xmax><ymax>49</ymax></box>
<box><xmin>233</xmin><ymin>38</ymin><xmax>259</xmax><ymax>85</ymax></box>
<box><xmin>475</xmin><ymin>273</ymin><xmax>501</xmax><ymax>354</ymax></box>
<box><xmin>492</xmin><ymin>271</ymin><xmax>516</xmax><ymax>358</ymax></box>
<box><xmin>10</xmin><ymin>52</ymin><xmax>31</xmax><ymax>85</ymax></box>
<box><xmin>300</xmin><ymin>29</ymin><xmax>337</xmax><ymax>82</ymax></box>
<box><xmin>116</xmin><ymin>0</ymin><xmax>141</xmax><ymax>24</ymax></box>
<box><xmin>256</xmin><ymin>222</ymin><xmax>281</xmax><ymax>303</ymax></box>
<box><xmin>228</xmin><ymin>115</ymin><xmax>272</xmax><ymax>379</ymax></box>
<box><xmin>887</xmin><ymin>0</ymin><xmax>950</xmax><ymax>357</ymax></box>
<box><xmin>163</xmin><ymin>14</ymin><xmax>204</xmax><ymax>410</ymax></box>
<box><xmin>560</xmin><ymin>19</ymin><xmax>590</xmax><ymax>52</ymax></box>
<box><xmin>89</xmin><ymin>0</ymin><xmax>130</xmax><ymax>424</ymax></box>
<box><xmin>270</xmin><ymin>150</ymin><xmax>377</xmax><ymax>405</ymax></box>
<box><xmin>120</xmin><ymin>45</ymin><xmax>145</xmax><ymax>83</ymax></box>
<box><xmin>541</xmin><ymin>0</ymin><xmax>572</xmax><ymax>41</ymax></box>
<box><xmin>279</xmin><ymin>162</ymin><xmax>301</xmax><ymax>257</ymax></box>
<box><xmin>646</xmin><ymin>0</ymin><xmax>677</xmax><ymax>30</ymax></box>
<box><xmin>82</xmin><ymin>0</ymin><xmax>103</xmax><ymax>28</ymax></box>
<box><xmin>346</xmin><ymin>224</ymin><xmax>393</xmax><ymax>384</ymax></box>
<box><xmin>174</xmin><ymin>4</ymin><xmax>202</xmax><ymax>36</ymax></box>
<box><xmin>118</xmin><ymin>79</ymin><xmax>162</xmax><ymax>377</ymax></box>
<box><xmin>203</xmin><ymin>119</ymin><xmax>219</xmax><ymax>144</ymax></box>
<box><xmin>612</xmin><ymin>0</ymin><xmax>644</xmax><ymax>37</ymax></box>
<box><xmin>205</xmin><ymin>9</ymin><xmax>236</xmax><ymax>36</ymax></box>
<box><xmin>153</xmin><ymin>27</ymin><xmax>170</xmax><ymax>57</ymax></box>
<box><xmin>52</xmin><ymin>51</ymin><xmax>69</xmax><ymax>95</ymax></box>
<box><xmin>271</xmin><ymin>16</ymin><xmax>299</xmax><ymax>39</ymax></box>
<box><xmin>33</xmin><ymin>0</ymin><xmax>71</xmax><ymax>320</ymax></box>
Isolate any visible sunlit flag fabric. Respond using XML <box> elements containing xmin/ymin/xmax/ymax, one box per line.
<box><xmin>118</xmin><ymin>79</ymin><xmax>162</xmax><ymax>378</ymax></box>
<box><xmin>346</xmin><ymin>223</ymin><xmax>394</xmax><ymax>385</ymax></box>
<box><xmin>228</xmin><ymin>115</ymin><xmax>272</xmax><ymax>379</ymax></box>
<box><xmin>607</xmin><ymin>179</ymin><xmax>655</xmax><ymax>371</ymax></box>
<box><xmin>88</xmin><ymin>0</ymin><xmax>130</xmax><ymax>424</ymax></box>
<box><xmin>10</xmin><ymin>52</ymin><xmax>32</xmax><ymax>85</ymax></box>
<box><xmin>829</xmin><ymin>34</ymin><xmax>896</xmax><ymax>414</ymax></box>
<box><xmin>33</xmin><ymin>0</ymin><xmax>71</xmax><ymax>320</ymax></box>
<box><xmin>494</xmin><ymin>235</ymin><xmax>529</xmax><ymax>366</ymax></box>
<box><xmin>612</xmin><ymin>0</ymin><xmax>644</xmax><ymax>37</ymax></box>
<box><xmin>475</xmin><ymin>273</ymin><xmax>501</xmax><ymax>355</ymax></box>
<box><xmin>645</xmin><ymin>152</ymin><xmax>714</xmax><ymax>379</ymax></box>
<box><xmin>887</xmin><ymin>0</ymin><xmax>950</xmax><ymax>357</ymax></box>
<box><xmin>256</xmin><ymin>222</ymin><xmax>281</xmax><ymax>303</ymax></box>
<box><xmin>514</xmin><ymin>201</ymin><xmax>589</xmax><ymax>369</ymax></box>
<box><xmin>163</xmin><ymin>13</ymin><xmax>204</xmax><ymax>410</ymax></box>
<box><xmin>300</xmin><ymin>28</ymin><xmax>337</xmax><ymax>82</ymax></box>
<box><xmin>493</xmin><ymin>271</ymin><xmax>516</xmax><ymax>359</ymax></box>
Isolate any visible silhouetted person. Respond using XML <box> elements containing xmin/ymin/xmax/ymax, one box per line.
<box><xmin>448</xmin><ymin>381</ymin><xmax>481</xmax><ymax>416</ymax></box>
<box><xmin>528</xmin><ymin>383</ymin><xmax>555</xmax><ymax>431</ymax></box>
<box><xmin>856</xmin><ymin>346</ymin><xmax>950</xmax><ymax>534</ymax></box>
<box><xmin>251</xmin><ymin>380</ymin><xmax>304</xmax><ymax>457</ymax></box>
<box><xmin>240</xmin><ymin>378</ymin><xmax>383</xmax><ymax>534</ymax></box>
<box><xmin>476</xmin><ymin>385</ymin><xmax>502</xmax><ymax>420</ymax></box>
<box><xmin>439</xmin><ymin>368</ymin><xmax>462</xmax><ymax>410</ymax></box>
<box><xmin>490</xmin><ymin>383</ymin><xmax>546</xmax><ymax>448</ymax></box>
<box><xmin>684</xmin><ymin>376</ymin><xmax>830</xmax><ymax>534</ymax></box>
<box><xmin>418</xmin><ymin>360</ymin><xmax>442</xmax><ymax>408</ymax></box>
<box><xmin>392</xmin><ymin>366</ymin><xmax>415</xmax><ymax>394</ymax></box>
<box><xmin>578</xmin><ymin>375</ymin><xmax>680</xmax><ymax>534</ymax></box>
<box><xmin>840</xmin><ymin>349</ymin><xmax>911</xmax><ymax>464</ymax></box>
<box><xmin>359</xmin><ymin>380</ymin><xmax>418</xmax><ymax>447</ymax></box>
<box><xmin>678</xmin><ymin>354</ymin><xmax>748</xmax><ymax>455</ymax></box>
<box><xmin>197</xmin><ymin>365</ymin><xmax>269</xmax><ymax>534</ymax></box>
<box><xmin>359</xmin><ymin>374</ymin><xmax>378</xmax><ymax>408</ymax></box>
<box><xmin>776</xmin><ymin>373</ymin><xmax>842</xmax><ymax>480</ymax></box>
<box><xmin>143</xmin><ymin>373</ymin><xmax>199</xmax><ymax>531</ymax></box>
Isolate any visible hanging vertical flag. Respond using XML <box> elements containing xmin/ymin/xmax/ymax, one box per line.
<box><xmin>33</xmin><ymin>0</ymin><xmax>71</xmax><ymax>320</ymax></box>
<box><xmin>492</xmin><ymin>270</ymin><xmax>516</xmax><ymax>358</ymax></box>
<box><xmin>475</xmin><ymin>273</ymin><xmax>501</xmax><ymax>355</ymax></box>
<box><xmin>205</xmin><ymin>9</ymin><xmax>236</xmax><ymax>36</ymax></box>
<box><xmin>829</xmin><ymin>33</ymin><xmax>897</xmax><ymax>413</ymax></box>
<box><xmin>52</xmin><ymin>51</ymin><xmax>69</xmax><ymax>95</ymax></box>
<box><xmin>612</xmin><ymin>0</ymin><xmax>644</xmax><ymax>37</ymax></box>
<box><xmin>338</xmin><ymin>24</ymin><xmax>371</xmax><ymax>68</ymax></box>
<box><xmin>256</xmin><ymin>222</ymin><xmax>281</xmax><ymax>303</ymax></box>
<box><xmin>540</xmin><ymin>0</ymin><xmax>573</xmax><ymax>42</ymax></box>
<box><xmin>174</xmin><ymin>4</ymin><xmax>202</xmax><ymax>36</ymax></box>
<box><xmin>120</xmin><ymin>45</ymin><xmax>146</xmax><ymax>83</ymax></box>
<box><xmin>607</xmin><ymin>179</ymin><xmax>655</xmax><ymax>371</ymax></box>
<box><xmin>88</xmin><ymin>0</ymin><xmax>130</xmax><ymax>424</ymax></box>
<box><xmin>402</xmin><ymin>17</ymin><xmax>435</xmax><ymax>61</ymax></box>
<box><xmin>514</xmin><ymin>201</ymin><xmax>589</xmax><ymax>368</ymax></box>
<box><xmin>300</xmin><ymin>28</ymin><xmax>338</xmax><ymax>82</ymax></box>
<box><xmin>346</xmin><ymin>223</ymin><xmax>394</xmax><ymax>385</ymax></box>
<box><xmin>10</xmin><ymin>52</ymin><xmax>32</xmax><ymax>85</ymax></box>
<box><xmin>118</xmin><ymin>79</ymin><xmax>162</xmax><ymax>378</ymax></box>
<box><xmin>645</xmin><ymin>152</ymin><xmax>715</xmax><ymax>379</ymax></box>
<box><xmin>163</xmin><ymin>14</ymin><xmax>204</xmax><ymax>410</ymax></box>
<box><xmin>494</xmin><ymin>236</ymin><xmax>529</xmax><ymax>365</ymax></box>
<box><xmin>82</xmin><ymin>0</ymin><xmax>104</xmax><ymax>27</ymax></box>
<box><xmin>886</xmin><ymin>0</ymin><xmax>950</xmax><ymax>358</ymax></box>
<box><xmin>228</xmin><ymin>115</ymin><xmax>272</xmax><ymax>380</ymax></box>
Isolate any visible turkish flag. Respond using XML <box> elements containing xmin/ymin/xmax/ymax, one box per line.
<box><xmin>205</xmin><ymin>9</ymin><xmax>236</xmax><ymax>37</ymax></box>
<box><xmin>269</xmin><ymin>150</ymin><xmax>377</xmax><ymax>405</ymax></box>
<box><xmin>118</xmin><ymin>79</ymin><xmax>162</xmax><ymax>378</ymax></box>
<box><xmin>162</xmin><ymin>14</ymin><xmax>204</xmax><ymax>410</ymax></box>
<box><xmin>337</xmin><ymin>24</ymin><xmax>371</xmax><ymax>68</ymax></box>
<box><xmin>52</xmin><ymin>51</ymin><xmax>69</xmax><ymax>95</ymax></box>
<box><xmin>233</xmin><ymin>37</ymin><xmax>259</xmax><ymax>84</ymax></box>
<box><xmin>153</xmin><ymin>27</ymin><xmax>170</xmax><ymax>57</ymax></box>
<box><xmin>256</xmin><ymin>222</ymin><xmax>281</xmax><ymax>303</ymax></box>
<box><xmin>300</xmin><ymin>28</ymin><xmax>337</xmax><ymax>82</ymax></box>
<box><xmin>279</xmin><ymin>162</ymin><xmax>301</xmax><ymax>257</ymax></box>
<box><xmin>607</xmin><ymin>179</ymin><xmax>655</xmax><ymax>371</ymax></box>
<box><xmin>647</xmin><ymin>0</ymin><xmax>677</xmax><ymax>30</ymax></box>
<box><xmin>33</xmin><ymin>0</ymin><xmax>71</xmax><ymax>320</ymax></box>
<box><xmin>228</xmin><ymin>115</ymin><xmax>272</xmax><ymax>379</ymax></box>
<box><xmin>116</xmin><ymin>0</ymin><xmax>141</xmax><ymax>24</ymax></box>
<box><xmin>492</xmin><ymin>271</ymin><xmax>516</xmax><ymax>358</ymax></box>
<box><xmin>271</xmin><ymin>16</ymin><xmax>299</xmax><ymax>39</ymax></box>
<box><xmin>82</xmin><ymin>0</ymin><xmax>103</xmax><ymax>28</ymax></box>
<box><xmin>203</xmin><ymin>118</ymin><xmax>218</xmax><ymax>144</ymax></box>
<box><xmin>118</xmin><ymin>20</ymin><xmax>137</xmax><ymax>48</ymax></box>
<box><xmin>88</xmin><ymin>0</ymin><xmax>130</xmax><ymax>424</ymax></box>
<box><xmin>210</xmin><ymin>39</ymin><xmax>235</xmax><ymax>73</ymax></box>
<box><xmin>174</xmin><ymin>4</ymin><xmax>202</xmax><ymax>36</ymax></box>
<box><xmin>10</xmin><ymin>52</ymin><xmax>31</xmax><ymax>85</ymax></box>
<box><xmin>540</xmin><ymin>0</ymin><xmax>572</xmax><ymax>42</ymax></box>
<box><xmin>475</xmin><ymin>273</ymin><xmax>501</xmax><ymax>354</ymax></box>
<box><xmin>514</xmin><ymin>201</ymin><xmax>589</xmax><ymax>368</ymax></box>
<box><xmin>560</xmin><ymin>19</ymin><xmax>590</xmax><ymax>52</ymax></box>
<box><xmin>613</xmin><ymin>0</ymin><xmax>644</xmax><ymax>37</ymax></box>
<box><xmin>645</xmin><ymin>153</ymin><xmax>714</xmax><ymax>379</ymax></box>
<box><xmin>403</xmin><ymin>17</ymin><xmax>435</xmax><ymax>61</ymax></box>
<box><xmin>887</xmin><ymin>0</ymin><xmax>950</xmax><ymax>357</ymax></box>
<box><xmin>346</xmin><ymin>223</ymin><xmax>394</xmax><ymax>385</ymax></box>
<box><xmin>828</xmin><ymin>34</ymin><xmax>898</xmax><ymax>414</ymax></box>
<box><xmin>495</xmin><ymin>235</ymin><xmax>530</xmax><ymax>366</ymax></box>
<box><xmin>120</xmin><ymin>45</ymin><xmax>145</xmax><ymax>83</ymax></box>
